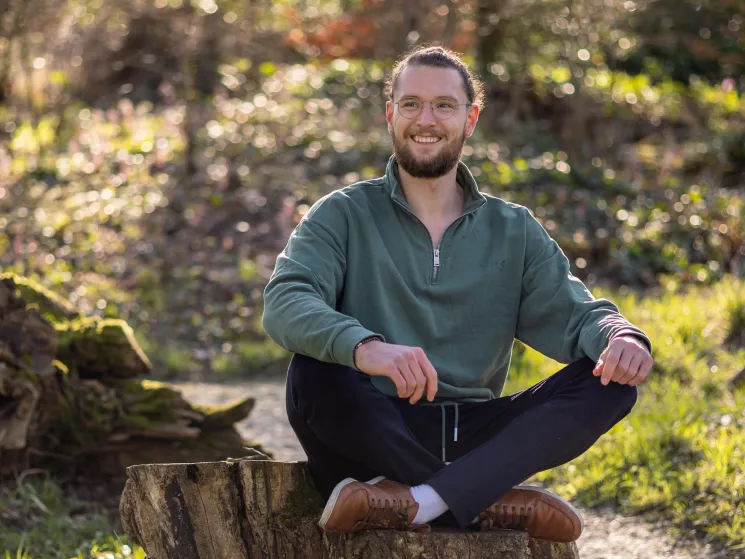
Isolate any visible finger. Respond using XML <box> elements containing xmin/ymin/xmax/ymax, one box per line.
<box><xmin>616</xmin><ymin>356</ymin><xmax>642</xmax><ymax>384</ymax></box>
<box><xmin>628</xmin><ymin>358</ymin><xmax>652</xmax><ymax>386</ymax></box>
<box><xmin>387</xmin><ymin>367</ymin><xmax>407</xmax><ymax>397</ymax></box>
<box><xmin>408</xmin><ymin>359</ymin><xmax>427</xmax><ymax>405</ymax></box>
<box><xmin>391</xmin><ymin>357</ymin><xmax>415</xmax><ymax>398</ymax></box>
<box><xmin>417</xmin><ymin>350</ymin><xmax>439</xmax><ymax>402</ymax></box>
<box><xmin>398</xmin><ymin>361</ymin><xmax>417</xmax><ymax>398</ymax></box>
<box><xmin>594</xmin><ymin>347</ymin><xmax>608</xmax><ymax>376</ymax></box>
<box><xmin>617</xmin><ymin>353</ymin><xmax>642</xmax><ymax>385</ymax></box>
<box><xmin>613</xmin><ymin>350</ymin><xmax>635</xmax><ymax>384</ymax></box>
<box><xmin>643</xmin><ymin>358</ymin><xmax>655</xmax><ymax>378</ymax></box>
<box><xmin>630</xmin><ymin>358</ymin><xmax>654</xmax><ymax>386</ymax></box>
<box><xmin>601</xmin><ymin>347</ymin><xmax>622</xmax><ymax>386</ymax></box>
<box><xmin>593</xmin><ymin>359</ymin><xmax>604</xmax><ymax>377</ymax></box>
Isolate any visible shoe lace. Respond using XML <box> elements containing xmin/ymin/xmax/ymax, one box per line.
<box><xmin>355</xmin><ymin>495</ymin><xmax>425</xmax><ymax>532</ymax></box>
<box><xmin>481</xmin><ymin>504</ymin><xmax>534</xmax><ymax>531</ymax></box>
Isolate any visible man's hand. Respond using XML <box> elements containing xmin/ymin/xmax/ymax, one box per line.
<box><xmin>593</xmin><ymin>335</ymin><xmax>654</xmax><ymax>386</ymax></box>
<box><xmin>354</xmin><ymin>341</ymin><xmax>438</xmax><ymax>404</ymax></box>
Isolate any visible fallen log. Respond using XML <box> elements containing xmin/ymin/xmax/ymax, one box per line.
<box><xmin>120</xmin><ymin>460</ymin><xmax>580</xmax><ymax>558</ymax></box>
<box><xmin>0</xmin><ymin>273</ymin><xmax>263</xmax><ymax>479</ymax></box>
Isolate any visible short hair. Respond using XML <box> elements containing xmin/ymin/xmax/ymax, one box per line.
<box><xmin>384</xmin><ymin>45</ymin><xmax>486</xmax><ymax>110</ymax></box>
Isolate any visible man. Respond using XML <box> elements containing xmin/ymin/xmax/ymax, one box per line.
<box><xmin>262</xmin><ymin>46</ymin><xmax>654</xmax><ymax>542</ymax></box>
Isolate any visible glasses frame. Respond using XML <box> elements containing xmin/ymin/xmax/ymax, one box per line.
<box><xmin>393</xmin><ymin>98</ymin><xmax>473</xmax><ymax>120</ymax></box>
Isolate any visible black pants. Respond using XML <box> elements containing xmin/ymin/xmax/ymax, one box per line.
<box><xmin>286</xmin><ymin>353</ymin><xmax>637</xmax><ymax>528</ymax></box>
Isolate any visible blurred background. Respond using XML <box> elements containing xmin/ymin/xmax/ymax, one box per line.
<box><xmin>1</xmin><ymin>1</ymin><xmax>745</xmax><ymax>558</ymax></box>
<box><xmin>0</xmin><ymin>0</ymin><xmax>744</xmax><ymax>379</ymax></box>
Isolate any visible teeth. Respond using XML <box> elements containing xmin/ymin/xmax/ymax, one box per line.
<box><xmin>412</xmin><ymin>135</ymin><xmax>440</xmax><ymax>144</ymax></box>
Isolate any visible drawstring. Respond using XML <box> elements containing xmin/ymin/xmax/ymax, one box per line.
<box><xmin>455</xmin><ymin>405</ymin><xmax>459</xmax><ymax>442</ymax></box>
<box><xmin>436</xmin><ymin>402</ymin><xmax>460</xmax><ymax>462</ymax></box>
<box><xmin>440</xmin><ymin>405</ymin><xmax>445</xmax><ymax>461</ymax></box>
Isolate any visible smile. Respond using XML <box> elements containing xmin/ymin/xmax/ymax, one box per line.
<box><xmin>411</xmin><ymin>135</ymin><xmax>442</xmax><ymax>144</ymax></box>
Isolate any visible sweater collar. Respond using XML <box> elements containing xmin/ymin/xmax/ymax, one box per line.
<box><xmin>384</xmin><ymin>155</ymin><xmax>487</xmax><ymax>214</ymax></box>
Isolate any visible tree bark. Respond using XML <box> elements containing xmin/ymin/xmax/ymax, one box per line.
<box><xmin>120</xmin><ymin>459</ymin><xmax>580</xmax><ymax>558</ymax></box>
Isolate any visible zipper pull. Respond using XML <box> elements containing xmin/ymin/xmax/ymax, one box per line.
<box><xmin>433</xmin><ymin>248</ymin><xmax>440</xmax><ymax>268</ymax></box>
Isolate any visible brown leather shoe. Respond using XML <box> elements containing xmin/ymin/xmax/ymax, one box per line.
<box><xmin>318</xmin><ymin>476</ymin><xmax>430</xmax><ymax>533</ymax></box>
<box><xmin>478</xmin><ymin>485</ymin><xmax>584</xmax><ymax>542</ymax></box>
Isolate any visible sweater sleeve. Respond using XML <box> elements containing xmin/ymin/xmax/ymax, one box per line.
<box><xmin>261</xmin><ymin>193</ymin><xmax>384</xmax><ymax>368</ymax></box>
<box><xmin>515</xmin><ymin>209</ymin><xmax>652</xmax><ymax>363</ymax></box>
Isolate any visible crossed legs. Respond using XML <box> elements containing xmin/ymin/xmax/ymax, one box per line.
<box><xmin>286</xmin><ymin>353</ymin><xmax>637</xmax><ymax>527</ymax></box>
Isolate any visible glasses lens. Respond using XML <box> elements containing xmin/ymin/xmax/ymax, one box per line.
<box><xmin>399</xmin><ymin>101</ymin><xmax>421</xmax><ymax>118</ymax></box>
<box><xmin>397</xmin><ymin>100</ymin><xmax>459</xmax><ymax>119</ymax></box>
<box><xmin>433</xmin><ymin>105</ymin><xmax>456</xmax><ymax>119</ymax></box>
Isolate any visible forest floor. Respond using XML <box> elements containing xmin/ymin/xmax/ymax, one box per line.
<box><xmin>172</xmin><ymin>377</ymin><xmax>730</xmax><ymax>559</ymax></box>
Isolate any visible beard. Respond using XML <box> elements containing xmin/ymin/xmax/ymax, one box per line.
<box><xmin>392</xmin><ymin>127</ymin><xmax>466</xmax><ymax>179</ymax></box>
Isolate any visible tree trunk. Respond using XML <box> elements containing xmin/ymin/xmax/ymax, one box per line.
<box><xmin>120</xmin><ymin>459</ymin><xmax>580</xmax><ymax>559</ymax></box>
<box><xmin>476</xmin><ymin>0</ymin><xmax>508</xmax><ymax>79</ymax></box>
<box><xmin>442</xmin><ymin>0</ymin><xmax>458</xmax><ymax>46</ymax></box>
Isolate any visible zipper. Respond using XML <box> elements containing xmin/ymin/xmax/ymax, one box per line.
<box><xmin>392</xmin><ymin>198</ymin><xmax>483</xmax><ymax>283</ymax></box>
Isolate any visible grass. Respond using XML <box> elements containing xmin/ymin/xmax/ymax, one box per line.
<box><xmin>723</xmin><ymin>280</ymin><xmax>745</xmax><ymax>348</ymax></box>
<box><xmin>0</xmin><ymin>474</ymin><xmax>143</xmax><ymax>559</ymax></box>
<box><xmin>507</xmin><ymin>275</ymin><xmax>745</xmax><ymax>553</ymax></box>
<box><xmin>3</xmin><ymin>276</ymin><xmax>745</xmax><ymax>557</ymax></box>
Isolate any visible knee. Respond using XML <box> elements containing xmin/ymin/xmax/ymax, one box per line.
<box><xmin>593</xmin><ymin>381</ymin><xmax>638</xmax><ymax>421</ymax></box>
<box><xmin>614</xmin><ymin>382</ymin><xmax>638</xmax><ymax>415</ymax></box>
<box><xmin>287</xmin><ymin>353</ymin><xmax>371</xmax><ymax>414</ymax></box>
<box><xmin>288</xmin><ymin>353</ymin><xmax>349</xmax><ymax>396</ymax></box>
<box><xmin>572</xmin><ymin>356</ymin><xmax>638</xmax><ymax>412</ymax></box>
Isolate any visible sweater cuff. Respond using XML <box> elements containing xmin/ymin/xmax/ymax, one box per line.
<box><xmin>333</xmin><ymin>326</ymin><xmax>386</xmax><ymax>369</ymax></box>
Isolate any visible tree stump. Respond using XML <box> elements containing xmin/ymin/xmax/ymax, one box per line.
<box><xmin>120</xmin><ymin>460</ymin><xmax>580</xmax><ymax>558</ymax></box>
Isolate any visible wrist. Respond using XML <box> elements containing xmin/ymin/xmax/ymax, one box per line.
<box><xmin>614</xmin><ymin>333</ymin><xmax>652</xmax><ymax>355</ymax></box>
<box><xmin>353</xmin><ymin>335</ymin><xmax>383</xmax><ymax>369</ymax></box>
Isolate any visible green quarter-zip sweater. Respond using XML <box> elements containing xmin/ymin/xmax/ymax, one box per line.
<box><xmin>262</xmin><ymin>156</ymin><xmax>652</xmax><ymax>402</ymax></box>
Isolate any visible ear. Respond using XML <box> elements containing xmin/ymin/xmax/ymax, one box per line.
<box><xmin>464</xmin><ymin>104</ymin><xmax>479</xmax><ymax>138</ymax></box>
<box><xmin>385</xmin><ymin>101</ymin><xmax>394</xmax><ymax>134</ymax></box>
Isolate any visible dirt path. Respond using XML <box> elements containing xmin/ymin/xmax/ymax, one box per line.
<box><xmin>172</xmin><ymin>378</ymin><xmax>721</xmax><ymax>559</ymax></box>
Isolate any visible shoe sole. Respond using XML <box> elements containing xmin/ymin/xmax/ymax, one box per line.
<box><xmin>514</xmin><ymin>485</ymin><xmax>585</xmax><ymax>532</ymax></box>
<box><xmin>318</xmin><ymin>475</ymin><xmax>385</xmax><ymax>530</ymax></box>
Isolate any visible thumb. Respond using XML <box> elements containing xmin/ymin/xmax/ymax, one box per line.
<box><xmin>593</xmin><ymin>350</ymin><xmax>607</xmax><ymax>376</ymax></box>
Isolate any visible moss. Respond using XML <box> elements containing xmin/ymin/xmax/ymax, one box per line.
<box><xmin>269</xmin><ymin>482</ymin><xmax>324</xmax><ymax>527</ymax></box>
<box><xmin>55</xmin><ymin>317</ymin><xmax>152</xmax><ymax>379</ymax></box>
<box><xmin>46</xmin><ymin>390</ymin><xmax>93</xmax><ymax>449</ymax></box>
<box><xmin>56</xmin><ymin>317</ymin><xmax>140</xmax><ymax>345</ymax></box>
<box><xmin>119</xmin><ymin>414</ymin><xmax>160</xmax><ymax>430</ymax></box>
<box><xmin>117</xmin><ymin>379</ymin><xmax>188</xmax><ymax>407</ymax></box>
<box><xmin>193</xmin><ymin>396</ymin><xmax>255</xmax><ymax>429</ymax></box>
<box><xmin>52</xmin><ymin>359</ymin><xmax>69</xmax><ymax>375</ymax></box>
<box><xmin>0</xmin><ymin>273</ymin><xmax>81</xmax><ymax>324</ymax></box>
<box><xmin>112</xmin><ymin>379</ymin><xmax>190</xmax><ymax>426</ymax></box>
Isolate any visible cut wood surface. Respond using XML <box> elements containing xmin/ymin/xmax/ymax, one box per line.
<box><xmin>120</xmin><ymin>459</ymin><xmax>580</xmax><ymax>558</ymax></box>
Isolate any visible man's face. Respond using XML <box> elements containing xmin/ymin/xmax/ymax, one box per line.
<box><xmin>386</xmin><ymin>65</ymin><xmax>479</xmax><ymax>179</ymax></box>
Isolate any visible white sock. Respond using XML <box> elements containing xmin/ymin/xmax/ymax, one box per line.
<box><xmin>410</xmin><ymin>484</ymin><xmax>449</xmax><ymax>524</ymax></box>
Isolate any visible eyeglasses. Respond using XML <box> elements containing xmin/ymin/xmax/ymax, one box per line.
<box><xmin>394</xmin><ymin>98</ymin><xmax>472</xmax><ymax>120</ymax></box>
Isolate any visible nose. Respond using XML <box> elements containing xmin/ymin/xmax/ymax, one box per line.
<box><xmin>415</xmin><ymin>101</ymin><xmax>437</xmax><ymax>126</ymax></box>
